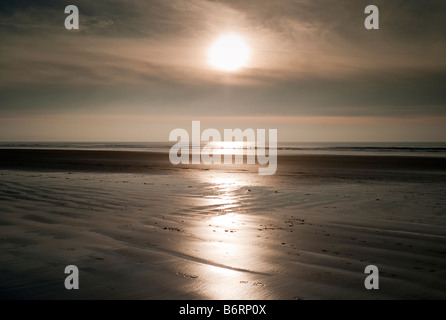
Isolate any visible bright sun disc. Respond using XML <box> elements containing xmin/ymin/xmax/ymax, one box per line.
<box><xmin>208</xmin><ymin>34</ymin><xmax>250</xmax><ymax>71</ymax></box>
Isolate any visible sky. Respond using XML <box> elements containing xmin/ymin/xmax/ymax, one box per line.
<box><xmin>1</xmin><ymin>0</ymin><xmax>445</xmax><ymax>142</ymax></box>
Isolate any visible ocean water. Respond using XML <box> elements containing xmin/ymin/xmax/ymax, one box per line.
<box><xmin>1</xmin><ymin>142</ymin><xmax>446</xmax><ymax>157</ymax></box>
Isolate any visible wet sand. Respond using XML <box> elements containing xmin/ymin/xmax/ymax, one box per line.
<box><xmin>0</xmin><ymin>149</ymin><xmax>445</xmax><ymax>299</ymax></box>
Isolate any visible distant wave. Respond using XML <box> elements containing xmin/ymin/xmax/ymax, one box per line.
<box><xmin>1</xmin><ymin>142</ymin><xmax>446</xmax><ymax>157</ymax></box>
<box><xmin>277</xmin><ymin>146</ymin><xmax>446</xmax><ymax>153</ymax></box>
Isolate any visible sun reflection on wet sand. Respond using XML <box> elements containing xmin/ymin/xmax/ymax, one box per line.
<box><xmin>184</xmin><ymin>171</ymin><xmax>271</xmax><ymax>299</ymax></box>
<box><xmin>211</xmin><ymin>212</ymin><xmax>238</xmax><ymax>230</ymax></box>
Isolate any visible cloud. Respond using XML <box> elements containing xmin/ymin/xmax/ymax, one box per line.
<box><xmin>0</xmin><ymin>0</ymin><xmax>445</xmax><ymax>127</ymax></box>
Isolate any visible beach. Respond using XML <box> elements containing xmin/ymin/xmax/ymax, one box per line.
<box><xmin>0</xmin><ymin>149</ymin><xmax>445</xmax><ymax>299</ymax></box>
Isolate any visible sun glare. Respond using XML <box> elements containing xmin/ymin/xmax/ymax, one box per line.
<box><xmin>208</xmin><ymin>34</ymin><xmax>250</xmax><ymax>71</ymax></box>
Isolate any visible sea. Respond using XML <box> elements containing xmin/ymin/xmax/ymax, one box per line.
<box><xmin>1</xmin><ymin>142</ymin><xmax>446</xmax><ymax>157</ymax></box>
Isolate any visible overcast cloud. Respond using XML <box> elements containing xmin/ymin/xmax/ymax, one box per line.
<box><xmin>1</xmin><ymin>0</ymin><xmax>445</xmax><ymax>141</ymax></box>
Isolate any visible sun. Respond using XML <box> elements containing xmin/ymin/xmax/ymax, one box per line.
<box><xmin>208</xmin><ymin>34</ymin><xmax>250</xmax><ymax>71</ymax></box>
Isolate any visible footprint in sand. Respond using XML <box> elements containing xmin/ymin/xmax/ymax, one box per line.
<box><xmin>176</xmin><ymin>272</ymin><xmax>198</xmax><ymax>279</ymax></box>
<box><xmin>89</xmin><ymin>256</ymin><xmax>105</xmax><ymax>261</ymax></box>
<box><xmin>240</xmin><ymin>280</ymin><xmax>265</xmax><ymax>287</ymax></box>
